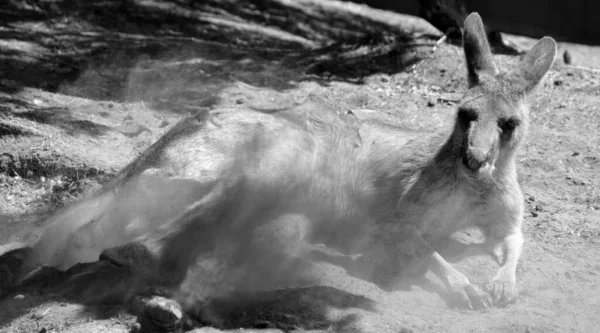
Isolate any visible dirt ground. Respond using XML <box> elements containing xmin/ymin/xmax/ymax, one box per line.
<box><xmin>0</xmin><ymin>0</ymin><xmax>599</xmax><ymax>332</ymax></box>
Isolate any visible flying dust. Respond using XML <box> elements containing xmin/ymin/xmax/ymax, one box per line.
<box><xmin>20</xmin><ymin>47</ymin><xmax>397</xmax><ymax>317</ymax></box>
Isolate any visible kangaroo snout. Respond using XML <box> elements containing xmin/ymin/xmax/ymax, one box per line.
<box><xmin>462</xmin><ymin>146</ymin><xmax>490</xmax><ymax>172</ymax></box>
<box><xmin>460</xmin><ymin>118</ymin><xmax>499</xmax><ymax>173</ymax></box>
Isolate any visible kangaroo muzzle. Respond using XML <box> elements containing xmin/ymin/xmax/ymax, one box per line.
<box><xmin>463</xmin><ymin>146</ymin><xmax>488</xmax><ymax>171</ymax></box>
<box><xmin>462</xmin><ymin>123</ymin><xmax>497</xmax><ymax>172</ymax></box>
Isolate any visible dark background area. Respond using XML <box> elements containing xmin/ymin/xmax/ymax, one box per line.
<box><xmin>356</xmin><ymin>0</ymin><xmax>600</xmax><ymax>45</ymax></box>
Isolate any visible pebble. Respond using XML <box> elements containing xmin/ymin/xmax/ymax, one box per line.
<box><xmin>132</xmin><ymin>295</ymin><xmax>183</xmax><ymax>331</ymax></box>
<box><xmin>14</xmin><ymin>294</ymin><xmax>25</xmax><ymax>300</ymax></box>
<box><xmin>130</xmin><ymin>323</ymin><xmax>142</xmax><ymax>333</ymax></box>
<box><xmin>563</xmin><ymin>50</ymin><xmax>572</xmax><ymax>64</ymax></box>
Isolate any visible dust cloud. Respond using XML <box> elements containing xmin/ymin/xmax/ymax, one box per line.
<box><xmin>25</xmin><ymin>134</ymin><xmax>368</xmax><ymax>307</ymax></box>
<box><xmin>25</xmin><ymin>43</ymin><xmax>398</xmax><ymax>314</ymax></box>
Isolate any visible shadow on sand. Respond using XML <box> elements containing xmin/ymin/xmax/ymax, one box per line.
<box><xmin>0</xmin><ymin>0</ymin><xmax>437</xmax><ymax>101</ymax></box>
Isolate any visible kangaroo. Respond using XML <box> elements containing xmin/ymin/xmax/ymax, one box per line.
<box><xmin>23</xmin><ymin>13</ymin><xmax>556</xmax><ymax>310</ymax></box>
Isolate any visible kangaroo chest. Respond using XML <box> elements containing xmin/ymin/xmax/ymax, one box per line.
<box><xmin>393</xmin><ymin>182</ymin><xmax>489</xmax><ymax>242</ymax></box>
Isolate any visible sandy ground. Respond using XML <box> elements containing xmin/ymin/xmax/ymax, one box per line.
<box><xmin>0</xmin><ymin>0</ymin><xmax>599</xmax><ymax>332</ymax></box>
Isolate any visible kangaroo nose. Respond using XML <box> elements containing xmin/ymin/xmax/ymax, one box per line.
<box><xmin>463</xmin><ymin>147</ymin><xmax>487</xmax><ymax>171</ymax></box>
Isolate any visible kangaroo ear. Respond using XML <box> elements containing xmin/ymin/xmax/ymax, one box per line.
<box><xmin>507</xmin><ymin>37</ymin><xmax>557</xmax><ymax>94</ymax></box>
<box><xmin>462</xmin><ymin>12</ymin><xmax>498</xmax><ymax>87</ymax></box>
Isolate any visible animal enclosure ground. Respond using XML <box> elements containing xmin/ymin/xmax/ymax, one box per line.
<box><xmin>0</xmin><ymin>0</ymin><xmax>599</xmax><ymax>332</ymax></box>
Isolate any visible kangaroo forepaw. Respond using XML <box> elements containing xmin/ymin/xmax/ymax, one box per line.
<box><xmin>450</xmin><ymin>284</ymin><xmax>493</xmax><ymax>310</ymax></box>
<box><xmin>484</xmin><ymin>280</ymin><xmax>518</xmax><ymax>307</ymax></box>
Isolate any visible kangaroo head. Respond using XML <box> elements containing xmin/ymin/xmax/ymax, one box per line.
<box><xmin>454</xmin><ymin>13</ymin><xmax>556</xmax><ymax>179</ymax></box>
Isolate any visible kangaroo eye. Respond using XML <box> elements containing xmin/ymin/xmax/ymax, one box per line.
<box><xmin>457</xmin><ymin>108</ymin><xmax>478</xmax><ymax>129</ymax></box>
<box><xmin>458</xmin><ymin>108</ymin><xmax>479</xmax><ymax>123</ymax></box>
<box><xmin>499</xmin><ymin>118</ymin><xmax>519</xmax><ymax>133</ymax></box>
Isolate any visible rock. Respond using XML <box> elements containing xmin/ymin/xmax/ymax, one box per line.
<box><xmin>0</xmin><ymin>245</ymin><xmax>31</xmax><ymax>296</ymax></box>
<box><xmin>0</xmin><ymin>247</ymin><xmax>25</xmax><ymax>296</ymax></box>
<box><xmin>145</xmin><ymin>297</ymin><xmax>183</xmax><ymax>325</ymax></box>
<box><xmin>138</xmin><ymin>286</ymin><xmax>172</xmax><ymax>298</ymax></box>
<box><xmin>563</xmin><ymin>50</ymin><xmax>572</xmax><ymax>65</ymax></box>
<box><xmin>252</xmin><ymin>320</ymin><xmax>277</xmax><ymax>329</ymax></box>
<box><xmin>0</xmin><ymin>242</ymin><xmax>30</xmax><ymax>258</ymax></box>
<box><xmin>566</xmin><ymin>176</ymin><xmax>587</xmax><ymax>185</ymax></box>
<box><xmin>59</xmin><ymin>260</ymin><xmax>140</xmax><ymax>304</ymax></box>
<box><xmin>187</xmin><ymin>328</ymin><xmax>237</xmax><ymax>333</ymax></box>
<box><xmin>130</xmin><ymin>322</ymin><xmax>142</xmax><ymax>333</ymax></box>
<box><xmin>99</xmin><ymin>242</ymin><xmax>157</xmax><ymax>270</ymax></box>
<box><xmin>132</xmin><ymin>295</ymin><xmax>184</xmax><ymax>332</ymax></box>
<box><xmin>115</xmin><ymin>123</ymin><xmax>150</xmax><ymax>138</ymax></box>
<box><xmin>16</xmin><ymin>265</ymin><xmax>66</xmax><ymax>291</ymax></box>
